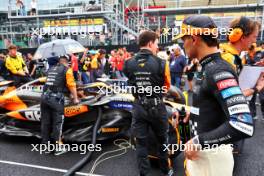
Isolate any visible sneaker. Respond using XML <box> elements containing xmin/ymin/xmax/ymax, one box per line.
<box><xmin>167</xmin><ymin>169</ymin><xmax>174</xmax><ymax>176</ymax></box>
<box><xmin>54</xmin><ymin>145</ymin><xmax>68</xmax><ymax>156</ymax></box>
<box><xmin>253</xmin><ymin>116</ymin><xmax>258</xmax><ymax>120</ymax></box>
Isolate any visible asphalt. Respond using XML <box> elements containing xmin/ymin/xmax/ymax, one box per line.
<box><xmin>0</xmin><ymin>91</ymin><xmax>264</xmax><ymax>176</ymax></box>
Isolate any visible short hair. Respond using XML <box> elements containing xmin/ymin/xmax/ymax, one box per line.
<box><xmin>138</xmin><ymin>31</ymin><xmax>159</xmax><ymax>47</ymax></box>
<box><xmin>200</xmin><ymin>23</ymin><xmax>219</xmax><ymax>47</ymax></box>
<box><xmin>99</xmin><ymin>49</ymin><xmax>106</xmax><ymax>55</ymax></box>
<box><xmin>229</xmin><ymin>16</ymin><xmax>261</xmax><ymax>38</ymax></box>
<box><xmin>8</xmin><ymin>44</ymin><xmax>17</xmax><ymax>50</ymax></box>
<box><xmin>200</xmin><ymin>35</ymin><xmax>219</xmax><ymax>47</ymax></box>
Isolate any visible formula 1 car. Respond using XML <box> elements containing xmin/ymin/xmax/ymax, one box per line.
<box><xmin>0</xmin><ymin>78</ymin><xmax>188</xmax><ymax>159</ymax></box>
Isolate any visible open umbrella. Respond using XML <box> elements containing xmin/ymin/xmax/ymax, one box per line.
<box><xmin>33</xmin><ymin>39</ymin><xmax>85</xmax><ymax>60</ymax></box>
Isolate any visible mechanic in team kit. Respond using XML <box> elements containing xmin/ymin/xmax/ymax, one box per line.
<box><xmin>123</xmin><ymin>31</ymin><xmax>173</xmax><ymax>176</ymax></box>
<box><xmin>40</xmin><ymin>55</ymin><xmax>79</xmax><ymax>155</ymax></box>
<box><xmin>5</xmin><ymin>44</ymin><xmax>32</xmax><ymax>86</ymax></box>
<box><xmin>173</xmin><ymin>15</ymin><xmax>255</xmax><ymax>174</ymax></box>
<box><xmin>220</xmin><ymin>16</ymin><xmax>264</xmax><ymax>97</ymax></box>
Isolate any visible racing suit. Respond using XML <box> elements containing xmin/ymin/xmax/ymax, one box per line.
<box><xmin>41</xmin><ymin>63</ymin><xmax>76</xmax><ymax>144</ymax></box>
<box><xmin>123</xmin><ymin>49</ymin><xmax>171</xmax><ymax>176</ymax></box>
<box><xmin>190</xmin><ymin>52</ymin><xmax>254</xmax><ymax>147</ymax></box>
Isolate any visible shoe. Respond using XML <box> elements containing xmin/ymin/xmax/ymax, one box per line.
<box><xmin>161</xmin><ymin>169</ymin><xmax>174</xmax><ymax>176</ymax></box>
<box><xmin>253</xmin><ymin>116</ymin><xmax>258</xmax><ymax>120</ymax></box>
<box><xmin>54</xmin><ymin>145</ymin><xmax>68</xmax><ymax>156</ymax></box>
<box><xmin>167</xmin><ymin>169</ymin><xmax>174</xmax><ymax>176</ymax></box>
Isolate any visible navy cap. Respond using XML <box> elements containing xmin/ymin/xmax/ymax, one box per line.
<box><xmin>173</xmin><ymin>15</ymin><xmax>218</xmax><ymax>40</ymax></box>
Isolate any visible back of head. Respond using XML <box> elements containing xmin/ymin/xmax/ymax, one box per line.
<box><xmin>138</xmin><ymin>30</ymin><xmax>159</xmax><ymax>48</ymax></box>
<box><xmin>228</xmin><ymin>16</ymin><xmax>260</xmax><ymax>43</ymax></box>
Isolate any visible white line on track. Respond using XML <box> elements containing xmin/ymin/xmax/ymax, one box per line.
<box><xmin>0</xmin><ymin>159</ymin><xmax>103</xmax><ymax>176</ymax></box>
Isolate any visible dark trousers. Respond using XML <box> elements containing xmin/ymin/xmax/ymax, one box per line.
<box><xmin>73</xmin><ymin>71</ymin><xmax>79</xmax><ymax>81</ymax></box>
<box><xmin>40</xmin><ymin>93</ymin><xmax>64</xmax><ymax>144</ymax></box>
<box><xmin>12</xmin><ymin>75</ymin><xmax>32</xmax><ymax>87</ymax></box>
<box><xmin>171</xmin><ymin>72</ymin><xmax>181</xmax><ymax>88</ymax></box>
<box><xmin>249</xmin><ymin>92</ymin><xmax>264</xmax><ymax>118</ymax></box>
<box><xmin>132</xmin><ymin>102</ymin><xmax>169</xmax><ymax>176</ymax></box>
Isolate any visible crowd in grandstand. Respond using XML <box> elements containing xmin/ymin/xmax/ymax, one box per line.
<box><xmin>1</xmin><ymin>41</ymin><xmax>264</xmax><ymax>88</ymax></box>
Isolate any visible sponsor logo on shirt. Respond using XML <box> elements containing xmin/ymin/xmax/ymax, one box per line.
<box><xmin>226</xmin><ymin>95</ymin><xmax>247</xmax><ymax>106</ymax></box>
<box><xmin>228</xmin><ymin>104</ymin><xmax>250</xmax><ymax>115</ymax></box>
<box><xmin>216</xmin><ymin>79</ymin><xmax>238</xmax><ymax>90</ymax></box>
<box><xmin>229</xmin><ymin>120</ymin><xmax>253</xmax><ymax>136</ymax></box>
<box><xmin>230</xmin><ymin>113</ymin><xmax>253</xmax><ymax>124</ymax></box>
<box><xmin>213</xmin><ymin>72</ymin><xmax>234</xmax><ymax>82</ymax></box>
<box><xmin>221</xmin><ymin>87</ymin><xmax>242</xmax><ymax>99</ymax></box>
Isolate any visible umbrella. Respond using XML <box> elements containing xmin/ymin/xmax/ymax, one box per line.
<box><xmin>33</xmin><ymin>39</ymin><xmax>85</xmax><ymax>60</ymax></box>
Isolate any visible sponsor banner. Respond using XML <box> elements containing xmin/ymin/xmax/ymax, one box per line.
<box><xmin>221</xmin><ymin>87</ymin><xmax>242</xmax><ymax>99</ymax></box>
<box><xmin>43</xmin><ymin>18</ymin><xmax>105</xmax><ymax>27</ymax></box>
<box><xmin>213</xmin><ymin>72</ymin><xmax>234</xmax><ymax>82</ymax></box>
<box><xmin>229</xmin><ymin>120</ymin><xmax>254</xmax><ymax>136</ymax></box>
<box><xmin>217</xmin><ymin>79</ymin><xmax>238</xmax><ymax>90</ymax></box>
<box><xmin>226</xmin><ymin>95</ymin><xmax>247</xmax><ymax>106</ymax></box>
<box><xmin>228</xmin><ymin>104</ymin><xmax>250</xmax><ymax>115</ymax></box>
<box><xmin>230</xmin><ymin>113</ymin><xmax>253</xmax><ymax>124</ymax></box>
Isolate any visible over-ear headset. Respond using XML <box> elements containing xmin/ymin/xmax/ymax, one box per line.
<box><xmin>228</xmin><ymin>16</ymin><xmax>250</xmax><ymax>43</ymax></box>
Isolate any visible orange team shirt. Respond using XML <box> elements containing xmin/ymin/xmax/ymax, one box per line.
<box><xmin>66</xmin><ymin>68</ymin><xmax>76</xmax><ymax>89</ymax></box>
<box><xmin>163</xmin><ymin>61</ymin><xmax>171</xmax><ymax>91</ymax></box>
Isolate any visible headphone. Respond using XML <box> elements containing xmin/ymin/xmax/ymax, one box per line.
<box><xmin>228</xmin><ymin>16</ymin><xmax>250</xmax><ymax>43</ymax></box>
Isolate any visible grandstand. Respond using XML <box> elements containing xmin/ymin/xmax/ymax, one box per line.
<box><xmin>0</xmin><ymin>0</ymin><xmax>263</xmax><ymax>49</ymax></box>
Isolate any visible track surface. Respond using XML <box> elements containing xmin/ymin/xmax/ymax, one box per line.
<box><xmin>0</xmin><ymin>87</ymin><xmax>264</xmax><ymax>176</ymax></box>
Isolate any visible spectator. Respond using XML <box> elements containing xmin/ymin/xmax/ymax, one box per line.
<box><xmin>16</xmin><ymin>0</ymin><xmax>26</xmax><ymax>16</ymax></box>
<box><xmin>97</xmin><ymin>49</ymin><xmax>106</xmax><ymax>77</ymax></box>
<box><xmin>109</xmin><ymin>50</ymin><xmax>117</xmax><ymax>78</ymax></box>
<box><xmin>71</xmin><ymin>53</ymin><xmax>79</xmax><ymax>81</ymax></box>
<box><xmin>30</xmin><ymin>0</ymin><xmax>37</xmax><ymax>16</ymax></box>
<box><xmin>27</xmin><ymin>53</ymin><xmax>37</xmax><ymax>78</ymax></box>
<box><xmin>90</xmin><ymin>52</ymin><xmax>100</xmax><ymax>82</ymax></box>
<box><xmin>123</xmin><ymin>47</ymin><xmax>131</xmax><ymax>60</ymax></box>
<box><xmin>103</xmin><ymin>54</ymin><xmax>111</xmax><ymax>76</ymax></box>
<box><xmin>115</xmin><ymin>49</ymin><xmax>125</xmax><ymax>78</ymax></box>
<box><xmin>80</xmin><ymin>49</ymin><xmax>91</xmax><ymax>84</ymax></box>
<box><xmin>169</xmin><ymin>45</ymin><xmax>187</xmax><ymax>88</ymax></box>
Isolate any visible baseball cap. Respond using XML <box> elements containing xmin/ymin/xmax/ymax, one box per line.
<box><xmin>173</xmin><ymin>15</ymin><xmax>218</xmax><ymax>41</ymax></box>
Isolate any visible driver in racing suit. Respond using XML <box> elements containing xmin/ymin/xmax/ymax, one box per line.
<box><xmin>173</xmin><ymin>15</ymin><xmax>254</xmax><ymax>174</ymax></box>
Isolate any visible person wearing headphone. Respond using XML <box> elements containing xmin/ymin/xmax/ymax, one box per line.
<box><xmin>220</xmin><ymin>17</ymin><xmax>264</xmax><ymax>165</ymax></box>
<box><xmin>220</xmin><ymin>16</ymin><xmax>264</xmax><ymax>97</ymax></box>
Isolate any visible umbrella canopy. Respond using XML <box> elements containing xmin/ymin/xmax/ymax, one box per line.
<box><xmin>33</xmin><ymin>39</ymin><xmax>85</xmax><ymax>60</ymax></box>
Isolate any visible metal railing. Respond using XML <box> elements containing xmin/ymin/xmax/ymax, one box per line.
<box><xmin>143</xmin><ymin>0</ymin><xmax>261</xmax><ymax>9</ymax></box>
<box><xmin>8</xmin><ymin>0</ymin><xmax>106</xmax><ymax>18</ymax></box>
